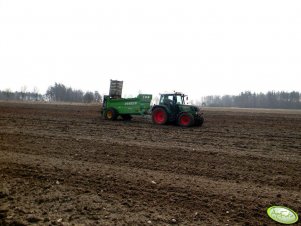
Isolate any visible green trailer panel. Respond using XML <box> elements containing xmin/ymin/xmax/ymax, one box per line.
<box><xmin>104</xmin><ymin>94</ymin><xmax>152</xmax><ymax>115</ymax></box>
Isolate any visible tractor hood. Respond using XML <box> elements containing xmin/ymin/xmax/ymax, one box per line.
<box><xmin>178</xmin><ymin>104</ymin><xmax>200</xmax><ymax>114</ymax></box>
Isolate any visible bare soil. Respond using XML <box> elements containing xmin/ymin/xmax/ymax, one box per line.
<box><xmin>0</xmin><ymin>102</ymin><xmax>300</xmax><ymax>225</ymax></box>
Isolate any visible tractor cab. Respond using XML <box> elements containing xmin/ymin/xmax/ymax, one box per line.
<box><xmin>151</xmin><ymin>92</ymin><xmax>204</xmax><ymax>127</ymax></box>
<box><xmin>159</xmin><ymin>92</ymin><xmax>186</xmax><ymax>106</ymax></box>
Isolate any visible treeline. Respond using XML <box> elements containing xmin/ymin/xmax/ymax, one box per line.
<box><xmin>0</xmin><ymin>83</ymin><xmax>102</xmax><ymax>103</ymax></box>
<box><xmin>0</xmin><ymin>90</ymin><xmax>43</xmax><ymax>101</ymax></box>
<box><xmin>45</xmin><ymin>83</ymin><xmax>101</xmax><ymax>103</ymax></box>
<box><xmin>202</xmin><ymin>91</ymin><xmax>301</xmax><ymax>109</ymax></box>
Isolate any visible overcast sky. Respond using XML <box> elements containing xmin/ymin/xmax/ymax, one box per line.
<box><xmin>0</xmin><ymin>0</ymin><xmax>300</xmax><ymax>100</ymax></box>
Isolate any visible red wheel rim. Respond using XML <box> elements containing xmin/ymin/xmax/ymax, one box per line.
<box><xmin>180</xmin><ymin>115</ymin><xmax>190</xmax><ymax>126</ymax></box>
<box><xmin>154</xmin><ymin>110</ymin><xmax>166</xmax><ymax>123</ymax></box>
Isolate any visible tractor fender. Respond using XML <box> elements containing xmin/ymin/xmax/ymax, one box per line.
<box><xmin>176</xmin><ymin>111</ymin><xmax>196</xmax><ymax>121</ymax></box>
<box><xmin>176</xmin><ymin>111</ymin><xmax>189</xmax><ymax>119</ymax></box>
<box><xmin>176</xmin><ymin>111</ymin><xmax>200</xmax><ymax>118</ymax></box>
<box><xmin>151</xmin><ymin>105</ymin><xmax>170</xmax><ymax>115</ymax></box>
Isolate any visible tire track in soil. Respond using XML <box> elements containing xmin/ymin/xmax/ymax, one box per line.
<box><xmin>1</xmin><ymin>151</ymin><xmax>300</xmax><ymax>225</ymax></box>
<box><xmin>1</xmin><ymin>131</ymin><xmax>300</xmax><ymax>191</ymax></box>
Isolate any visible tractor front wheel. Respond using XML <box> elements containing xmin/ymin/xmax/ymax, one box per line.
<box><xmin>104</xmin><ymin>108</ymin><xmax>118</xmax><ymax>120</ymax></box>
<box><xmin>178</xmin><ymin>113</ymin><xmax>195</xmax><ymax>127</ymax></box>
<box><xmin>152</xmin><ymin>108</ymin><xmax>168</xmax><ymax>125</ymax></box>
<box><xmin>195</xmin><ymin>116</ymin><xmax>204</xmax><ymax>126</ymax></box>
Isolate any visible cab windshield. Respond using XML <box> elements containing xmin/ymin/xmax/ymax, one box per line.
<box><xmin>159</xmin><ymin>94</ymin><xmax>184</xmax><ymax>105</ymax></box>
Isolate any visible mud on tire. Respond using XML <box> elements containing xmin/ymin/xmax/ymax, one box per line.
<box><xmin>104</xmin><ymin>108</ymin><xmax>118</xmax><ymax>120</ymax></box>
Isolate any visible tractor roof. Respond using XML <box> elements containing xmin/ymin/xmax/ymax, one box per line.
<box><xmin>160</xmin><ymin>92</ymin><xmax>185</xmax><ymax>96</ymax></box>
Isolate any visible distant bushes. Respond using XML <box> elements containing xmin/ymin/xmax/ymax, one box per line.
<box><xmin>202</xmin><ymin>91</ymin><xmax>301</xmax><ymax>109</ymax></box>
<box><xmin>0</xmin><ymin>90</ymin><xmax>43</xmax><ymax>101</ymax></box>
<box><xmin>0</xmin><ymin>83</ymin><xmax>102</xmax><ymax>103</ymax></box>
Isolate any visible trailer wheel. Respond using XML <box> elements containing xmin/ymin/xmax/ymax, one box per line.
<box><xmin>121</xmin><ymin>114</ymin><xmax>132</xmax><ymax>121</ymax></box>
<box><xmin>152</xmin><ymin>108</ymin><xmax>168</xmax><ymax>125</ymax></box>
<box><xmin>178</xmin><ymin>113</ymin><xmax>195</xmax><ymax>127</ymax></box>
<box><xmin>105</xmin><ymin>108</ymin><xmax>118</xmax><ymax>120</ymax></box>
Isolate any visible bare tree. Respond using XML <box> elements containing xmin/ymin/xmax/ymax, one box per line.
<box><xmin>83</xmin><ymin>92</ymin><xmax>94</xmax><ymax>103</ymax></box>
<box><xmin>20</xmin><ymin>86</ymin><xmax>27</xmax><ymax>101</ymax></box>
<box><xmin>33</xmin><ymin>87</ymin><xmax>39</xmax><ymax>101</ymax></box>
<box><xmin>94</xmin><ymin>91</ymin><xmax>102</xmax><ymax>103</ymax></box>
<box><xmin>4</xmin><ymin>89</ymin><xmax>12</xmax><ymax>100</ymax></box>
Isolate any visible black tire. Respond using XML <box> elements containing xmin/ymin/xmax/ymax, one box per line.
<box><xmin>152</xmin><ymin>108</ymin><xmax>168</xmax><ymax>125</ymax></box>
<box><xmin>121</xmin><ymin>114</ymin><xmax>132</xmax><ymax>121</ymax></box>
<box><xmin>178</xmin><ymin>112</ymin><xmax>195</xmax><ymax>127</ymax></box>
<box><xmin>104</xmin><ymin>108</ymin><xmax>118</xmax><ymax>120</ymax></box>
<box><xmin>194</xmin><ymin>116</ymin><xmax>204</xmax><ymax>126</ymax></box>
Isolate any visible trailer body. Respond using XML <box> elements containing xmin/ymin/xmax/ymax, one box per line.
<box><xmin>102</xmin><ymin>94</ymin><xmax>152</xmax><ymax>120</ymax></box>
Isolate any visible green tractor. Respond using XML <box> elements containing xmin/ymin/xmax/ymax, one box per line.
<box><xmin>151</xmin><ymin>92</ymin><xmax>204</xmax><ymax>127</ymax></box>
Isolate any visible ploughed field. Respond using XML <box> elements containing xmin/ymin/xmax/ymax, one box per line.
<box><xmin>0</xmin><ymin>102</ymin><xmax>300</xmax><ymax>225</ymax></box>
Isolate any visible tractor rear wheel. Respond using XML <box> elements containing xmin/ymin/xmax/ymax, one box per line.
<box><xmin>152</xmin><ymin>108</ymin><xmax>168</xmax><ymax>125</ymax></box>
<box><xmin>178</xmin><ymin>113</ymin><xmax>195</xmax><ymax>127</ymax></box>
<box><xmin>104</xmin><ymin>108</ymin><xmax>118</xmax><ymax>120</ymax></box>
